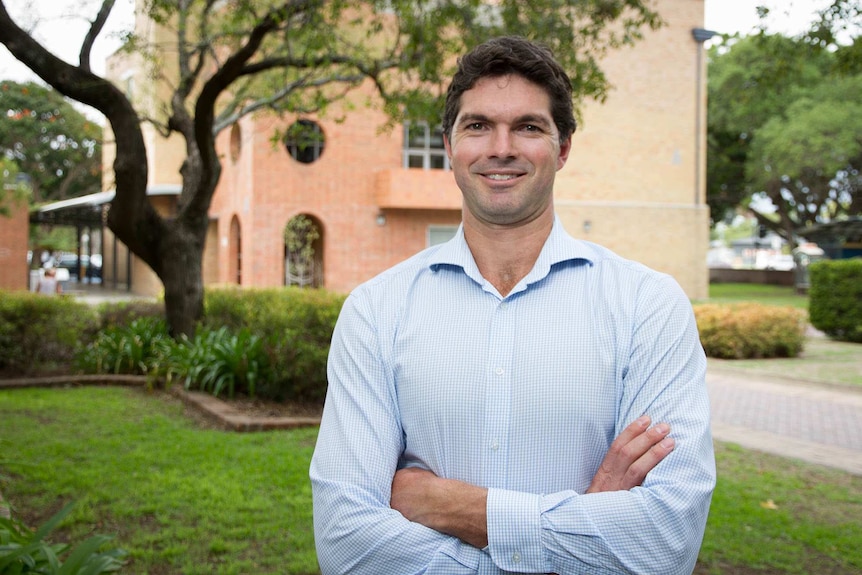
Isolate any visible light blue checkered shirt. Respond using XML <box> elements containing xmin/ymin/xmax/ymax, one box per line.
<box><xmin>311</xmin><ymin>218</ymin><xmax>715</xmax><ymax>574</ymax></box>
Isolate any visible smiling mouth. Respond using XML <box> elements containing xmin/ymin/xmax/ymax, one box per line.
<box><xmin>484</xmin><ymin>173</ymin><xmax>521</xmax><ymax>181</ymax></box>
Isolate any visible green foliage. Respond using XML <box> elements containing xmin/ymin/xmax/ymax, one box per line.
<box><xmin>0</xmin><ymin>292</ymin><xmax>99</xmax><ymax>376</ymax></box>
<box><xmin>694</xmin><ymin>302</ymin><xmax>807</xmax><ymax>359</ymax></box>
<box><xmin>0</xmin><ymin>501</ymin><xmax>126</xmax><ymax>575</ymax></box>
<box><xmin>74</xmin><ymin>317</ymin><xmax>172</xmax><ymax>377</ymax></box>
<box><xmin>0</xmin><ymin>159</ymin><xmax>30</xmax><ymax>218</ymax></box>
<box><xmin>706</xmin><ymin>30</ymin><xmax>862</xmax><ymax>233</ymax></box>
<box><xmin>0</xmin><ymin>81</ymin><xmax>101</xmax><ymax>204</ymax></box>
<box><xmin>808</xmin><ymin>259</ymin><xmax>862</xmax><ymax>342</ymax></box>
<box><xmin>203</xmin><ymin>287</ymin><xmax>346</xmax><ymax>403</ymax></box>
<box><xmin>170</xmin><ymin>326</ymin><xmax>270</xmax><ymax>399</ymax></box>
<box><xmin>93</xmin><ymin>300</ymin><xmax>166</xmax><ymax>331</ymax></box>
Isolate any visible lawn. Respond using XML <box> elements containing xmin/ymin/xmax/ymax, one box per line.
<box><xmin>702</xmin><ymin>282</ymin><xmax>810</xmax><ymax>310</ymax></box>
<box><xmin>2</xmin><ymin>386</ymin><xmax>861</xmax><ymax>574</ymax></box>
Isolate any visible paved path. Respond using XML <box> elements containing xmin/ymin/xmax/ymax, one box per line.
<box><xmin>707</xmin><ymin>368</ymin><xmax>862</xmax><ymax>475</ymax></box>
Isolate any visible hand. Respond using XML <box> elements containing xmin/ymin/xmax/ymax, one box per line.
<box><xmin>391</xmin><ymin>467</ymin><xmax>488</xmax><ymax>548</ymax></box>
<box><xmin>587</xmin><ymin>415</ymin><xmax>674</xmax><ymax>494</ymax></box>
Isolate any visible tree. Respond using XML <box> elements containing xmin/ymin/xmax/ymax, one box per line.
<box><xmin>0</xmin><ymin>0</ymin><xmax>662</xmax><ymax>337</ymax></box>
<box><xmin>707</xmin><ymin>1</ymin><xmax>862</xmax><ymax>244</ymax></box>
<box><xmin>0</xmin><ymin>158</ymin><xmax>29</xmax><ymax>217</ymax></box>
<box><xmin>0</xmin><ymin>81</ymin><xmax>102</xmax><ymax>204</ymax></box>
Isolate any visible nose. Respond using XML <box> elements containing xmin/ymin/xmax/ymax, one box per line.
<box><xmin>489</xmin><ymin>127</ymin><xmax>516</xmax><ymax>159</ymax></box>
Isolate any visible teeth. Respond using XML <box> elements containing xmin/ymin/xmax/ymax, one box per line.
<box><xmin>486</xmin><ymin>174</ymin><xmax>517</xmax><ymax>180</ymax></box>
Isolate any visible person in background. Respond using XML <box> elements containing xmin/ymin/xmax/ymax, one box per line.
<box><xmin>311</xmin><ymin>35</ymin><xmax>715</xmax><ymax>575</ymax></box>
<box><xmin>37</xmin><ymin>267</ymin><xmax>61</xmax><ymax>295</ymax></box>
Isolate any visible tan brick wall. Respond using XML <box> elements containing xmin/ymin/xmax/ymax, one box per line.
<box><xmin>0</xmin><ymin>200</ymin><xmax>29</xmax><ymax>291</ymax></box>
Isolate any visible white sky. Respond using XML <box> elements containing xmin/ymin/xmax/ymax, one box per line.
<box><xmin>0</xmin><ymin>0</ymin><xmax>834</xmax><ymax>116</ymax></box>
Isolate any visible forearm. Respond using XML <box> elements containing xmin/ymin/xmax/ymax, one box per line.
<box><xmin>390</xmin><ymin>467</ymin><xmax>489</xmax><ymax>549</ymax></box>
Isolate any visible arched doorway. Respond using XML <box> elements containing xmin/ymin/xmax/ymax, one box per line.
<box><xmin>284</xmin><ymin>213</ymin><xmax>323</xmax><ymax>287</ymax></box>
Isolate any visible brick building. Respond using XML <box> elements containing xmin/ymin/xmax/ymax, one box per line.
<box><xmin>95</xmin><ymin>0</ymin><xmax>711</xmax><ymax>300</ymax></box>
<box><xmin>0</xmin><ymin>197</ymin><xmax>28</xmax><ymax>291</ymax></box>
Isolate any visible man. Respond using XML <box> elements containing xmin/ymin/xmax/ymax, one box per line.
<box><xmin>311</xmin><ymin>36</ymin><xmax>715</xmax><ymax>574</ymax></box>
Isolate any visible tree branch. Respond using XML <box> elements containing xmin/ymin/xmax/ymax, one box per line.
<box><xmin>79</xmin><ymin>0</ymin><xmax>116</xmax><ymax>73</ymax></box>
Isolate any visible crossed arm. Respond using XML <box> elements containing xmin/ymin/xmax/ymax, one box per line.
<box><xmin>390</xmin><ymin>415</ymin><xmax>675</xmax><ymax>549</ymax></box>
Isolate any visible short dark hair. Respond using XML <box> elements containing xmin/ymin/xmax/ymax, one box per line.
<box><xmin>442</xmin><ymin>36</ymin><xmax>576</xmax><ymax>145</ymax></box>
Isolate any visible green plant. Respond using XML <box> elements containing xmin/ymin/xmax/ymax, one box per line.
<box><xmin>203</xmin><ymin>287</ymin><xmax>345</xmax><ymax>402</ymax></box>
<box><xmin>0</xmin><ymin>501</ymin><xmax>126</xmax><ymax>574</ymax></box>
<box><xmin>175</xmin><ymin>326</ymin><xmax>270</xmax><ymax>399</ymax></box>
<box><xmin>694</xmin><ymin>302</ymin><xmax>807</xmax><ymax>359</ymax></box>
<box><xmin>74</xmin><ymin>317</ymin><xmax>172</xmax><ymax>376</ymax></box>
<box><xmin>809</xmin><ymin>259</ymin><xmax>862</xmax><ymax>343</ymax></box>
<box><xmin>0</xmin><ymin>292</ymin><xmax>99</xmax><ymax>375</ymax></box>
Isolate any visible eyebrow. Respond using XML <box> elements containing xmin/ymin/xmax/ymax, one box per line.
<box><xmin>457</xmin><ymin>112</ymin><xmax>553</xmax><ymax>128</ymax></box>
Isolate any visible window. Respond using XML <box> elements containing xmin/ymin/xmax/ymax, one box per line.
<box><xmin>428</xmin><ymin>225</ymin><xmax>458</xmax><ymax>246</ymax></box>
<box><xmin>229</xmin><ymin>123</ymin><xmax>241</xmax><ymax>163</ymax></box>
<box><xmin>284</xmin><ymin>119</ymin><xmax>325</xmax><ymax>164</ymax></box>
<box><xmin>404</xmin><ymin>122</ymin><xmax>449</xmax><ymax>170</ymax></box>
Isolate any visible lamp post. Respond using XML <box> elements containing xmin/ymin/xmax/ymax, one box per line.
<box><xmin>692</xmin><ymin>27</ymin><xmax>718</xmax><ymax>206</ymax></box>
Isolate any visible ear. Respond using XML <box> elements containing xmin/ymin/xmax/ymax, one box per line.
<box><xmin>557</xmin><ymin>135</ymin><xmax>572</xmax><ymax>171</ymax></box>
<box><xmin>443</xmin><ymin>133</ymin><xmax>453</xmax><ymax>160</ymax></box>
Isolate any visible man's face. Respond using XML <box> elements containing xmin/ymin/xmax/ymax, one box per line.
<box><xmin>445</xmin><ymin>74</ymin><xmax>571</xmax><ymax>228</ymax></box>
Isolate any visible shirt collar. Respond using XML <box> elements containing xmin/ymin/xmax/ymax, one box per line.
<box><xmin>429</xmin><ymin>216</ymin><xmax>595</xmax><ymax>291</ymax></box>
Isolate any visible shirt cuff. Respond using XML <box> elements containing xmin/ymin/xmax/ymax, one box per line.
<box><xmin>486</xmin><ymin>487</ymin><xmax>548</xmax><ymax>573</ymax></box>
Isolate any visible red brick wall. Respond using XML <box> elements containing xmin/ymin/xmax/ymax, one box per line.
<box><xmin>0</xmin><ymin>201</ymin><xmax>30</xmax><ymax>291</ymax></box>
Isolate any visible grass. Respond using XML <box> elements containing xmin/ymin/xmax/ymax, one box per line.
<box><xmin>696</xmin><ymin>443</ymin><xmax>862</xmax><ymax>575</ymax></box>
<box><xmin>0</xmin><ymin>387</ymin><xmax>319</xmax><ymax>575</ymax></box>
<box><xmin>708</xmin><ymin>336</ymin><xmax>862</xmax><ymax>388</ymax></box>
<box><xmin>701</xmin><ymin>282</ymin><xmax>810</xmax><ymax>310</ymax></box>
<box><xmin>2</xmin><ymin>385</ymin><xmax>861</xmax><ymax>575</ymax></box>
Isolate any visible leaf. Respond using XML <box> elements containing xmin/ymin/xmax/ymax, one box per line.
<box><xmin>760</xmin><ymin>499</ymin><xmax>779</xmax><ymax>509</ymax></box>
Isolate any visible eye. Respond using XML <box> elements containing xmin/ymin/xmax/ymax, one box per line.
<box><xmin>467</xmin><ymin>122</ymin><xmax>485</xmax><ymax>131</ymax></box>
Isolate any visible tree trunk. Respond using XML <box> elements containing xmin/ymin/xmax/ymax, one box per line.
<box><xmin>159</xmin><ymin>221</ymin><xmax>206</xmax><ymax>339</ymax></box>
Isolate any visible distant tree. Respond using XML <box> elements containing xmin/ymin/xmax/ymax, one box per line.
<box><xmin>0</xmin><ymin>0</ymin><xmax>662</xmax><ymax>337</ymax></box>
<box><xmin>706</xmin><ymin>29</ymin><xmax>862</xmax><ymax>245</ymax></box>
<box><xmin>0</xmin><ymin>81</ymin><xmax>102</xmax><ymax>204</ymax></box>
<box><xmin>0</xmin><ymin>158</ymin><xmax>29</xmax><ymax>217</ymax></box>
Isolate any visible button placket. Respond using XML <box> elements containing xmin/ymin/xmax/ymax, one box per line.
<box><xmin>481</xmin><ymin>298</ymin><xmax>515</xmax><ymax>487</ymax></box>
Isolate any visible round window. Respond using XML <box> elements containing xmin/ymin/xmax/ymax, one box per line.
<box><xmin>284</xmin><ymin>119</ymin><xmax>325</xmax><ymax>164</ymax></box>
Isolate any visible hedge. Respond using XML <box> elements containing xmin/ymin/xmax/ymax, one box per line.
<box><xmin>808</xmin><ymin>259</ymin><xmax>862</xmax><ymax>343</ymax></box>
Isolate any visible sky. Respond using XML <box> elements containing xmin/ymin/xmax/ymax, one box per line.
<box><xmin>0</xmin><ymin>0</ymin><xmax>835</xmax><ymax>116</ymax></box>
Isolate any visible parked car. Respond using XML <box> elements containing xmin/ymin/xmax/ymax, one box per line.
<box><xmin>52</xmin><ymin>253</ymin><xmax>102</xmax><ymax>282</ymax></box>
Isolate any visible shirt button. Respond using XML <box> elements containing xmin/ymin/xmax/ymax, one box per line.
<box><xmin>512</xmin><ymin>552</ymin><xmax>521</xmax><ymax>563</ymax></box>
<box><xmin>495</xmin><ymin>367</ymin><xmax>504</xmax><ymax>376</ymax></box>
<box><xmin>490</xmin><ymin>439</ymin><xmax>499</xmax><ymax>451</ymax></box>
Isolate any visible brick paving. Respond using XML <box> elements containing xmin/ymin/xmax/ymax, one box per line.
<box><xmin>707</xmin><ymin>368</ymin><xmax>862</xmax><ymax>475</ymax></box>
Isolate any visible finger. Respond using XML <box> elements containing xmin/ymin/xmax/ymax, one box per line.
<box><xmin>622</xmin><ymin>435</ymin><xmax>675</xmax><ymax>487</ymax></box>
<box><xmin>588</xmin><ymin>420</ymin><xmax>671</xmax><ymax>493</ymax></box>
<box><xmin>607</xmin><ymin>418</ymin><xmax>669</xmax><ymax>474</ymax></box>
<box><xmin>616</xmin><ymin>422</ymin><xmax>671</xmax><ymax>468</ymax></box>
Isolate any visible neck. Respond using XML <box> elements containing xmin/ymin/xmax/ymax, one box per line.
<box><xmin>463</xmin><ymin>212</ymin><xmax>553</xmax><ymax>296</ymax></box>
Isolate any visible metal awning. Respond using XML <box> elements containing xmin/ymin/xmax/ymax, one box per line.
<box><xmin>796</xmin><ymin>217</ymin><xmax>862</xmax><ymax>245</ymax></box>
<box><xmin>30</xmin><ymin>185</ymin><xmax>182</xmax><ymax>227</ymax></box>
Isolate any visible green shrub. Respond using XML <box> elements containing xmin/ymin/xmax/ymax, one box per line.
<box><xmin>0</xmin><ymin>501</ymin><xmax>126</xmax><ymax>574</ymax></box>
<box><xmin>808</xmin><ymin>259</ymin><xmax>862</xmax><ymax>343</ymax></box>
<box><xmin>693</xmin><ymin>302</ymin><xmax>807</xmax><ymax>359</ymax></box>
<box><xmin>204</xmin><ymin>287</ymin><xmax>346</xmax><ymax>403</ymax></box>
<box><xmin>74</xmin><ymin>317</ymin><xmax>172</xmax><ymax>377</ymax></box>
<box><xmin>94</xmin><ymin>300</ymin><xmax>166</xmax><ymax>331</ymax></box>
<box><xmin>0</xmin><ymin>292</ymin><xmax>99</xmax><ymax>376</ymax></box>
<box><xmin>171</xmin><ymin>326</ymin><xmax>271</xmax><ymax>399</ymax></box>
